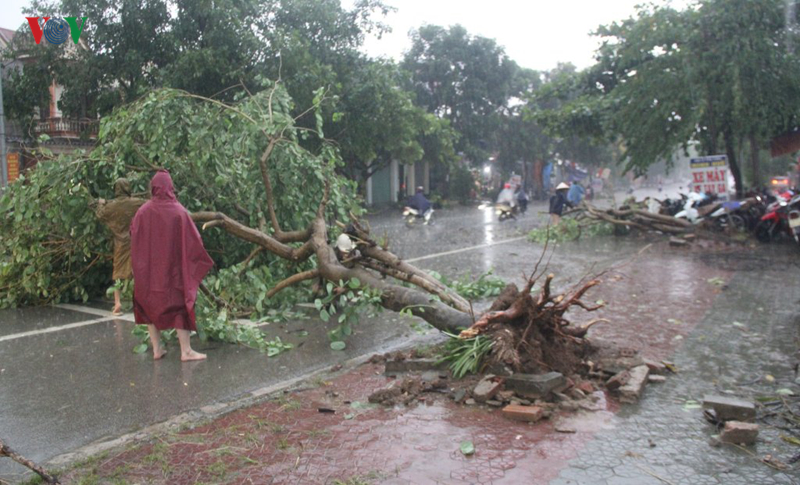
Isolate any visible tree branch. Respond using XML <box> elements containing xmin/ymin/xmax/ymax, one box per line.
<box><xmin>0</xmin><ymin>439</ymin><xmax>60</xmax><ymax>484</ymax></box>
<box><xmin>191</xmin><ymin>211</ymin><xmax>312</xmax><ymax>262</ymax></box>
<box><xmin>265</xmin><ymin>269</ymin><xmax>320</xmax><ymax>299</ymax></box>
<box><xmin>257</xmin><ymin>137</ymin><xmax>312</xmax><ymax>243</ymax></box>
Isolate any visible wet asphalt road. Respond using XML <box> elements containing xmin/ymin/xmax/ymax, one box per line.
<box><xmin>0</xmin><ymin>203</ymin><xmax>556</xmax><ymax>482</ymax></box>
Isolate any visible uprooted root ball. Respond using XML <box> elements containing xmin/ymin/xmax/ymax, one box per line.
<box><xmin>459</xmin><ymin>273</ymin><xmax>608</xmax><ymax>377</ymax></box>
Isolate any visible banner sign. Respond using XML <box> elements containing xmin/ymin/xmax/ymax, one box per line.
<box><xmin>690</xmin><ymin>155</ymin><xmax>728</xmax><ymax>197</ymax></box>
<box><xmin>7</xmin><ymin>153</ymin><xmax>19</xmax><ymax>182</ymax></box>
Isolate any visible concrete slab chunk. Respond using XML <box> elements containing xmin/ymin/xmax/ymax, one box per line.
<box><xmin>618</xmin><ymin>365</ymin><xmax>650</xmax><ymax>403</ymax></box>
<box><xmin>502</xmin><ymin>405</ymin><xmax>545</xmax><ymax>423</ymax></box>
<box><xmin>702</xmin><ymin>395</ymin><xmax>756</xmax><ymax>422</ymax></box>
<box><xmin>505</xmin><ymin>372</ymin><xmax>566</xmax><ymax>399</ymax></box>
<box><xmin>720</xmin><ymin>421</ymin><xmax>759</xmax><ymax>445</ymax></box>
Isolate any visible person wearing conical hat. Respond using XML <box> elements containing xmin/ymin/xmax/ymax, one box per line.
<box><xmin>548</xmin><ymin>182</ymin><xmax>572</xmax><ymax>226</ymax></box>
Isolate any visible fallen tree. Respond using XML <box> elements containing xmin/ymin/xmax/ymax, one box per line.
<box><xmin>574</xmin><ymin>201</ymin><xmax>693</xmax><ymax>235</ymax></box>
<box><xmin>0</xmin><ymin>83</ymin><xmax>609</xmax><ymax>344</ymax></box>
<box><xmin>0</xmin><ymin>84</ymin><xmax>480</xmax><ymax>335</ymax></box>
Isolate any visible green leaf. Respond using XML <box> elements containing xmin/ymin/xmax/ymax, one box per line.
<box><xmin>460</xmin><ymin>441</ymin><xmax>475</xmax><ymax>456</ymax></box>
<box><xmin>320</xmin><ymin>309</ymin><xmax>330</xmax><ymax>322</ymax></box>
<box><xmin>330</xmin><ymin>341</ymin><xmax>346</xmax><ymax>351</ymax></box>
<box><xmin>781</xmin><ymin>435</ymin><xmax>800</xmax><ymax>446</ymax></box>
<box><xmin>314</xmin><ymin>299</ymin><xmax>323</xmax><ymax>311</ymax></box>
<box><xmin>133</xmin><ymin>344</ymin><xmax>149</xmax><ymax>354</ymax></box>
<box><xmin>349</xmin><ymin>278</ymin><xmax>360</xmax><ymax>289</ymax></box>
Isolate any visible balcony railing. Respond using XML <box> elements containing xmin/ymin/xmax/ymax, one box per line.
<box><xmin>33</xmin><ymin>118</ymin><xmax>99</xmax><ymax>139</ymax></box>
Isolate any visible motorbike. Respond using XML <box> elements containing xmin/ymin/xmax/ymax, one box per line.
<box><xmin>659</xmin><ymin>195</ymin><xmax>687</xmax><ymax>217</ymax></box>
<box><xmin>495</xmin><ymin>203</ymin><xmax>519</xmax><ymax>221</ymax></box>
<box><xmin>755</xmin><ymin>194</ymin><xmax>800</xmax><ymax>244</ymax></box>
<box><xmin>707</xmin><ymin>201</ymin><xmax>748</xmax><ymax>232</ymax></box>
<box><xmin>403</xmin><ymin>206</ymin><xmax>433</xmax><ymax>227</ymax></box>
<box><xmin>674</xmin><ymin>192</ymin><xmax>710</xmax><ymax>223</ymax></box>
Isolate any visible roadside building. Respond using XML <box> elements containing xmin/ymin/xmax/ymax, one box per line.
<box><xmin>1</xmin><ymin>25</ymin><xmax>97</xmax><ymax>184</ymax></box>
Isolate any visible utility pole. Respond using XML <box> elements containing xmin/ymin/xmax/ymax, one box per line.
<box><xmin>0</xmin><ymin>61</ymin><xmax>7</xmax><ymax>191</ymax></box>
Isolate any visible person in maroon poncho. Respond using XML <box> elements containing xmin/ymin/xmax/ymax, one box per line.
<box><xmin>131</xmin><ymin>171</ymin><xmax>214</xmax><ymax>361</ymax></box>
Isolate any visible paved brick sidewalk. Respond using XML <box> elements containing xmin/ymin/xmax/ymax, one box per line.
<box><xmin>54</xmin><ymin>249</ymin><xmax>749</xmax><ymax>485</ymax></box>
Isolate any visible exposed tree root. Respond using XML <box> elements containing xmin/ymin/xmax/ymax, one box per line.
<box><xmin>458</xmin><ymin>272</ymin><xmax>607</xmax><ymax>376</ymax></box>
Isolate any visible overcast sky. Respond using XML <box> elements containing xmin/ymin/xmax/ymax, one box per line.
<box><xmin>1</xmin><ymin>0</ymin><xmax>686</xmax><ymax>71</ymax></box>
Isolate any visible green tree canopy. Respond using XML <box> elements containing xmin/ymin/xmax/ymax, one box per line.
<box><xmin>402</xmin><ymin>24</ymin><xmax>520</xmax><ymax>163</ymax></box>
<box><xmin>531</xmin><ymin>0</ymin><xmax>800</xmax><ymax>194</ymax></box>
<box><xmin>0</xmin><ymin>83</ymin><xmax>359</xmax><ymax>307</ymax></box>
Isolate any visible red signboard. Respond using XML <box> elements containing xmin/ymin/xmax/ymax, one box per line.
<box><xmin>7</xmin><ymin>153</ymin><xmax>19</xmax><ymax>182</ymax></box>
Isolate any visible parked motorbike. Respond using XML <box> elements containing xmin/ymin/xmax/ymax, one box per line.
<box><xmin>403</xmin><ymin>207</ymin><xmax>433</xmax><ymax>227</ymax></box>
<box><xmin>659</xmin><ymin>195</ymin><xmax>687</xmax><ymax>217</ymax></box>
<box><xmin>495</xmin><ymin>203</ymin><xmax>518</xmax><ymax>221</ymax></box>
<box><xmin>707</xmin><ymin>201</ymin><xmax>747</xmax><ymax>232</ymax></box>
<box><xmin>755</xmin><ymin>194</ymin><xmax>800</xmax><ymax>244</ymax></box>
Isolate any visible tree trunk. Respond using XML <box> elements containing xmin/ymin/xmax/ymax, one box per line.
<box><xmin>193</xmin><ymin>211</ymin><xmax>475</xmax><ymax>334</ymax></box>
<box><xmin>308</xmin><ymin>218</ymin><xmax>473</xmax><ymax>333</ymax></box>
<box><xmin>749</xmin><ymin>132</ymin><xmax>761</xmax><ymax>189</ymax></box>
<box><xmin>724</xmin><ymin>129</ymin><xmax>743</xmax><ymax>198</ymax></box>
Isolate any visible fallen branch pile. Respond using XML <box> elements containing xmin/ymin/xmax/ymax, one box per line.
<box><xmin>572</xmin><ymin>201</ymin><xmax>694</xmax><ymax>235</ymax></box>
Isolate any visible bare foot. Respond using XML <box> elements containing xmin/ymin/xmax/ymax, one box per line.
<box><xmin>181</xmin><ymin>350</ymin><xmax>207</xmax><ymax>362</ymax></box>
<box><xmin>153</xmin><ymin>348</ymin><xmax>167</xmax><ymax>360</ymax></box>
<box><xmin>111</xmin><ymin>305</ymin><xmax>123</xmax><ymax>316</ymax></box>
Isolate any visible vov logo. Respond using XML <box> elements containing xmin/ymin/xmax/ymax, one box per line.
<box><xmin>25</xmin><ymin>17</ymin><xmax>88</xmax><ymax>45</ymax></box>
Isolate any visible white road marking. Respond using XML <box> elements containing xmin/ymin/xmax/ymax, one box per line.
<box><xmin>55</xmin><ymin>303</ymin><xmax>117</xmax><ymax>318</ymax></box>
<box><xmin>55</xmin><ymin>304</ymin><xmax>135</xmax><ymax>322</ymax></box>
<box><xmin>404</xmin><ymin>236</ymin><xmax>528</xmax><ymax>263</ymax></box>
<box><xmin>0</xmin><ymin>316</ymin><xmax>119</xmax><ymax>343</ymax></box>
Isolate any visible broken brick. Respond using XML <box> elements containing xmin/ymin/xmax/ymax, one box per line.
<box><xmin>605</xmin><ymin>370</ymin><xmax>631</xmax><ymax>391</ymax></box>
<box><xmin>576</xmin><ymin>381</ymin><xmax>596</xmax><ymax>394</ymax></box>
<box><xmin>720</xmin><ymin>421</ymin><xmax>759</xmax><ymax>445</ymax></box>
<box><xmin>502</xmin><ymin>405</ymin><xmax>545</xmax><ymax>423</ymax></box>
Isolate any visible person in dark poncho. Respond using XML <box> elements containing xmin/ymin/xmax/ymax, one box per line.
<box><xmin>94</xmin><ymin>178</ymin><xmax>146</xmax><ymax>315</ymax></box>
<box><xmin>549</xmin><ymin>182</ymin><xmax>573</xmax><ymax>226</ymax></box>
<box><xmin>130</xmin><ymin>171</ymin><xmax>214</xmax><ymax>361</ymax></box>
<box><xmin>406</xmin><ymin>186</ymin><xmax>433</xmax><ymax>224</ymax></box>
